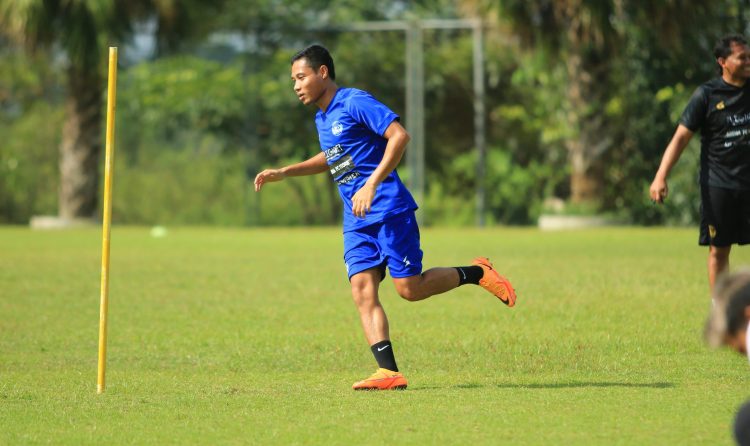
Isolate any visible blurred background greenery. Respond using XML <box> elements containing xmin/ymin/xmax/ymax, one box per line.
<box><xmin>0</xmin><ymin>0</ymin><xmax>746</xmax><ymax>227</ymax></box>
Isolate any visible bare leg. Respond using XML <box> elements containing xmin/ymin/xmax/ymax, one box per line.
<box><xmin>708</xmin><ymin>245</ymin><xmax>731</xmax><ymax>294</ymax></box>
<box><xmin>391</xmin><ymin>267</ymin><xmax>460</xmax><ymax>302</ymax></box>
<box><xmin>350</xmin><ymin>268</ymin><xmax>390</xmax><ymax>345</ymax></box>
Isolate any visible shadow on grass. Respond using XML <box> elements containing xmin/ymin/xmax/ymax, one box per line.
<box><xmin>492</xmin><ymin>382</ymin><xmax>675</xmax><ymax>389</ymax></box>
<box><xmin>410</xmin><ymin>382</ymin><xmax>675</xmax><ymax>391</ymax></box>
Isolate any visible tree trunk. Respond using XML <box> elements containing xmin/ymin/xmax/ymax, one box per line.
<box><xmin>562</xmin><ymin>2</ymin><xmax>612</xmax><ymax>206</ymax></box>
<box><xmin>59</xmin><ymin>65</ymin><xmax>103</xmax><ymax>219</ymax></box>
<box><xmin>566</xmin><ymin>75</ymin><xmax>609</xmax><ymax>205</ymax></box>
<box><xmin>569</xmin><ymin>142</ymin><xmax>605</xmax><ymax>204</ymax></box>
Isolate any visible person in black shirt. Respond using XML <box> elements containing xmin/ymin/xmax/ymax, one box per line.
<box><xmin>650</xmin><ymin>34</ymin><xmax>750</xmax><ymax>295</ymax></box>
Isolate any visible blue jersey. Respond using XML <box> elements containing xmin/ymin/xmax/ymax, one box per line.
<box><xmin>316</xmin><ymin>87</ymin><xmax>418</xmax><ymax>231</ymax></box>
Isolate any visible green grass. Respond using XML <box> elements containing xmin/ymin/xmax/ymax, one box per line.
<box><xmin>1</xmin><ymin>226</ymin><xmax>749</xmax><ymax>445</ymax></box>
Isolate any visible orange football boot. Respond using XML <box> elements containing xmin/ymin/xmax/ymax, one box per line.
<box><xmin>472</xmin><ymin>257</ymin><xmax>516</xmax><ymax>307</ymax></box>
<box><xmin>352</xmin><ymin>368</ymin><xmax>408</xmax><ymax>390</ymax></box>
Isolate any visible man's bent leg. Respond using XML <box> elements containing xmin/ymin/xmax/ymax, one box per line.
<box><xmin>392</xmin><ymin>267</ymin><xmax>460</xmax><ymax>302</ymax></box>
<box><xmin>708</xmin><ymin>245</ymin><xmax>731</xmax><ymax>294</ymax></box>
<box><xmin>379</xmin><ymin>212</ymin><xmax>514</xmax><ymax>305</ymax></box>
<box><xmin>392</xmin><ymin>259</ymin><xmax>516</xmax><ymax>306</ymax></box>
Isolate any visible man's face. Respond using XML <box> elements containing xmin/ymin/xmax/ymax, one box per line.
<box><xmin>291</xmin><ymin>58</ymin><xmax>326</xmax><ymax>105</ymax></box>
<box><xmin>720</xmin><ymin>42</ymin><xmax>750</xmax><ymax>80</ymax></box>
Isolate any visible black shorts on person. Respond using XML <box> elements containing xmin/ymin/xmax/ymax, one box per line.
<box><xmin>700</xmin><ymin>185</ymin><xmax>750</xmax><ymax>246</ymax></box>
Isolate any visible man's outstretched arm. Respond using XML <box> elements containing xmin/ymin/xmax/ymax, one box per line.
<box><xmin>254</xmin><ymin>152</ymin><xmax>328</xmax><ymax>192</ymax></box>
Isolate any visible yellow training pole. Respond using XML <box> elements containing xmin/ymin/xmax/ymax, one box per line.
<box><xmin>97</xmin><ymin>47</ymin><xmax>118</xmax><ymax>394</ymax></box>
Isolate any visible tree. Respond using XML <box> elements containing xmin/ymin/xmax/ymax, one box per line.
<box><xmin>0</xmin><ymin>0</ymin><xmax>220</xmax><ymax>220</ymax></box>
<box><xmin>460</xmin><ymin>0</ymin><xmax>725</xmax><ymax>208</ymax></box>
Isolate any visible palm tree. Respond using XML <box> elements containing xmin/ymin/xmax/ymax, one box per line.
<box><xmin>0</xmin><ymin>0</ymin><xmax>218</xmax><ymax>221</ymax></box>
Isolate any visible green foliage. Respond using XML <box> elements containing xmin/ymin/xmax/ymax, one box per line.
<box><xmin>0</xmin><ymin>102</ymin><xmax>62</xmax><ymax>223</ymax></box>
<box><xmin>2</xmin><ymin>2</ymin><xmax>749</xmax><ymax>225</ymax></box>
<box><xmin>0</xmin><ymin>47</ymin><xmax>62</xmax><ymax>115</ymax></box>
<box><xmin>0</xmin><ymin>48</ymin><xmax>63</xmax><ymax>223</ymax></box>
<box><xmin>120</xmin><ymin>56</ymin><xmax>251</xmax><ymax>144</ymax></box>
<box><xmin>0</xmin><ymin>0</ymin><xmax>229</xmax><ymax>219</ymax></box>
<box><xmin>473</xmin><ymin>0</ymin><xmax>741</xmax><ymax>220</ymax></box>
<box><xmin>599</xmin><ymin>17</ymin><xmax>711</xmax><ymax>226</ymax></box>
<box><xmin>112</xmin><ymin>147</ymin><xmax>246</xmax><ymax>226</ymax></box>
<box><xmin>114</xmin><ymin>54</ymin><xmax>341</xmax><ymax>226</ymax></box>
<box><xmin>112</xmin><ymin>142</ymin><xmax>342</xmax><ymax>227</ymax></box>
<box><xmin>255</xmin><ymin>169</ymin><xmax>342</xmax><ymax>226</ymax></box>
<box><xmin>425</xmin><ymin>148</ymin><xmax>561</xmax><ymax>225</ymax></box>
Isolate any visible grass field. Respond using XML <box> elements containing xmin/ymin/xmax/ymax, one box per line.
<box><xmin>2</xmin><ymin>225</ymin><xmax>750</xmax><ymax>445</ymax></box>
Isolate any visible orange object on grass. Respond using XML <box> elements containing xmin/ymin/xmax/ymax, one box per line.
<box><xmin>473</xmin><ymin>257</ymin><xmax>517</xmax><ymax>307</ymax></box>
<box><xmin>352</xmin><ymin>368</ymin><xmax>408</xmax><ymax>390</ymax></box>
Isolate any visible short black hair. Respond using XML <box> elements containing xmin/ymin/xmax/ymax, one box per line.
<box><xmin>714</xmin><ymin>34</ymin><xmax>748</xmax><ymax>75</ymax></box>
<box><xmin>291</xmin><ymin>44</ymin><xmax>336</xmax><ymax>81</ymax></box>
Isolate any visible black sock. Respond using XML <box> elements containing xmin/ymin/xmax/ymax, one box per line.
<box><xmin>370</xmin><ymin>340</ymin><xmax>398</xmax><ymax>372</ymax></box>
<box><xmin>455</xmin><ymin>266</ymin><xmax>483</xmax><ymax>285</ymax></box>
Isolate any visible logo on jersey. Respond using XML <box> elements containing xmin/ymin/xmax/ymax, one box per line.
<box><xmin>336</xmin><ymin>172</ymin><xmax>361</xmax><ymax>185</ymax></box>
<box><xmin>329</xmin><ymin>155</ymin><xmax>355</xmax><ymax>177</ymax></box>
<box><xmin>727</xmin><ymin>112</ymin><xmax>750</xmax><ymax>126</ymax></box>
<box><xmin>331</xmin><ymin>121</ymin><xmax>344</xmax><ymax>136</ymax></box>
<box><xmin>709</xmin><ymin>225</ymin><xmax>717</xmax><ymax>239</ymax></box>
<box><xmin>716</xmin><ymin>101</ymin><xmax>725</xmax><ymax>110</ymax></box>
<box><xmin>324</xmin><ymin>144</ymin><xmax>344</xmax><ymax>160</ymax></box>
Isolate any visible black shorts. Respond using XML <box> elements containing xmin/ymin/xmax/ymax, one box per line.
<box><xmin>700</xmin><ymin>185</ymin><xmax>750</xmax><ymax>246</ymax></box>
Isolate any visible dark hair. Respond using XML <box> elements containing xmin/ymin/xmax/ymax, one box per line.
<box><xmin>726</xmin><ymin>280</ymin><xmax>750</xmax><ymax>335</ymax></box>
<box><xmin>291</xmin><ymin>45</ymin><xmax>336</xmax><ymax>81</ymax></box>
<box><xmin>714</xmin><ymin>34</ymin><xmax>748</xmax><ymax>75</ymax></box>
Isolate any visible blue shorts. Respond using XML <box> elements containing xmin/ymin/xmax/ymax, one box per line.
<box><xmin>343</xmin><ymin>211</ymin><xmax>423</xmax><ymax>280</ymax></box>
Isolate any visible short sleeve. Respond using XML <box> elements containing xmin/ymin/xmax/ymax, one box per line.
<box><xmin>346</xmin><ymin>91</ymin><xmax>399</xmax><ymax>136</ymax></box>
<box><xmin>679</xmin><ymin>86</ymin><xmax>708</xmax><ymax>132</ymax></box>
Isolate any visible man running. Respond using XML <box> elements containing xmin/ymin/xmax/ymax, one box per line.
<box><xmin>254</xmin><ymin>44</ymin><xmax>516</xmax><ymax>390</ymax></box>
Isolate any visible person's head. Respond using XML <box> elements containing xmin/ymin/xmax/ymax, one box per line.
<box><xmin>290</xmin><ymin>44</ymin><xmax>336</xmax><ymax>106</ymax></box>
<box><xmin>705</xmin><ymin>269</ymin><xmax>750</xmax><ymax>355</ymax></box>
<box><xmin>714</xmin><ymin>34</ymin><xmax>750</xmax><ymax>80</ymax></box>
